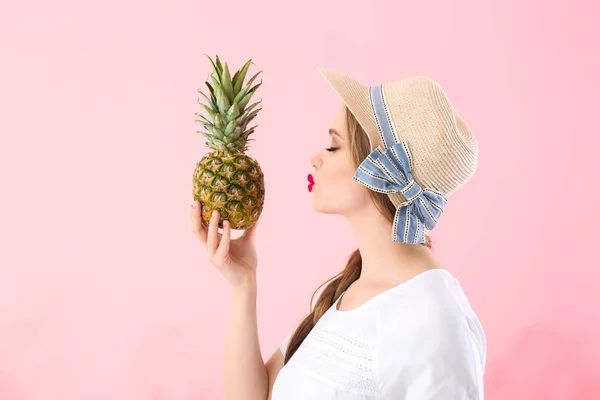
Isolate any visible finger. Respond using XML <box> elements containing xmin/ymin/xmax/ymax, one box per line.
<box><xmin>214</xmin><ymin>220</ymin><xmax>231</xmax><ymax>261</ymax></box>
<box><xmin>206</xmin><ymin>210</ymin><xmax>221</xmax><ymax>257</ymax></box>
<box><xmin>190</xmin><ymin>201</ymin><xmax>207</xmax><ymax>243</ymax></box>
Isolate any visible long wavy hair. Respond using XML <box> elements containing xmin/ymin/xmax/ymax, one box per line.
<box><xmin>283</xmin><ymin>106</ymin><xmax>433</xmax><ymax>364</ymax></box>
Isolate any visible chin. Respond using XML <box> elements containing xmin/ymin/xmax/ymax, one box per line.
<box><xmin>311</xmin><ymin>200</ymin><xmax>327</xmax><ymax>214</ymax></box>
<box><xmin>312</xmin><ymin>197</ymin><xmax>344</xmax><ymax>215</ymax></box>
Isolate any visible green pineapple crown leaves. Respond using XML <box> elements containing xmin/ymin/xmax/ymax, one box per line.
<box><xmin>196</xmin><ymin>55</ymin><xmax>263</xmax><ymax>153</ymax></box>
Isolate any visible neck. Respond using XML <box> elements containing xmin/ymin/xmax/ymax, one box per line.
<box><xmin>345</xmin><ymin>204</ymin><xmax>440</xmax><ymax>285</ymax></box>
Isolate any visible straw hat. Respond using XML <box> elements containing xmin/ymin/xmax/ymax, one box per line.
<box><xmin>318</xmin><ymin>68</ymin><xmax>478</xmax><ymax>244</ymax></box>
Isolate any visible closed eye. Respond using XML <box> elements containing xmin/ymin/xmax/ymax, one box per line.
<box><xmin>325</xmin><ymin>147</ymin><xmax>339</xmax><ymax>152</ymax></box>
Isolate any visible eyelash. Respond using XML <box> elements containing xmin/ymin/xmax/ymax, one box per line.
<box><xmin>325</xmin><ymin>147</ymin><xmax>339</xmax><ymax>152</ymax></box>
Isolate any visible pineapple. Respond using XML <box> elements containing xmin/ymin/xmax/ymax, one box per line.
<box><xmin>193</xmin><ymin>55</ymin><xmax>265</xmax><ymax>230</ymax></box>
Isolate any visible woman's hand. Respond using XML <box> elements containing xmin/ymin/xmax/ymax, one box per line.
<box><xmin>190</xmin><ymin>200</ymin><xmax>260</xmax><ymax>290</ymax></box>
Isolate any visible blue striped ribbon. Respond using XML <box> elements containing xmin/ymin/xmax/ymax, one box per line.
<box><xmin>352</xmin><ymin>85</ymin><xmax>448</xmax><ymax>243</ymax></box>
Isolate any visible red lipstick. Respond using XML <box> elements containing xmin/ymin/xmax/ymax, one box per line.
<box><xmin>307</xmin><ymin>174</ymin><xmax>315</xmax><ymax>192</ymax></box>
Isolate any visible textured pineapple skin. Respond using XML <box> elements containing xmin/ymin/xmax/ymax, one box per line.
<box><xmin>192</xmin><ymin>151</ymin><xmax>265</xmax><ymax>230</ymax></box>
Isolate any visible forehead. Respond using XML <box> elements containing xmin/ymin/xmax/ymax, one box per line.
<box><xmin>331</xmin><ymin>105</ymin><xmax>347</xmax><ymax>136</ymax></box>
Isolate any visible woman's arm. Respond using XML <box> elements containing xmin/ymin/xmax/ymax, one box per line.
<box><xmin>223</xmin><ymin>285</ymin><xmax>268</xmax><ymax>400</ymax></box>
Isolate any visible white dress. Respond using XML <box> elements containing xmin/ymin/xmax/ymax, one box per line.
<box><xmin>272</xmin><ymin>269</ymin><xmax>486</xmax><ymax>399</ymax></box>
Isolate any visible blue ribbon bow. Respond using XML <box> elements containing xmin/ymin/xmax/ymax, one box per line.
<box><xmin>353</xmin><ymin>85</ymin><xmax>448</xmax><ymax>244</ymax></box>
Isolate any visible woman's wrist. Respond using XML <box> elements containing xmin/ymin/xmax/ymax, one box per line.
<box><xmin>231</xmin><ymin>279</ymin><xmax>257</xmax><ymax>299</ymax></box>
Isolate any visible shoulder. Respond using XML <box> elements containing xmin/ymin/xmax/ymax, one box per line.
<box><xmin>372</xmin><ymin>269</ymin><xmax>486</xmax><ymax>398</ymax></box>
<box><xmin>374</xmin><ymin>268</ymin><xmax>486</xmax><ymax>369</ymax></box>
<box><xmin>377</xmin><ymin>269</ymin><xmax>477</xmax><ymax>332</ymax></box>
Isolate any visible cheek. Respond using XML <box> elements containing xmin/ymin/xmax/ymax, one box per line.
<box><xmin>322</xmin><ymin>165</ymin><xmax>369</xmax><ymax>199</ymax></box>
<box><xmin>324</xmin><ymin>161</ymin><xmax>355</xmax><ymax>186</ymax></box>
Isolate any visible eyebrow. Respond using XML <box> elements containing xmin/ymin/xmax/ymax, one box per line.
<box><xmin>329</xmin><ymin>129</ymin><xmax>344</xmax><ymax>139</ymax></box>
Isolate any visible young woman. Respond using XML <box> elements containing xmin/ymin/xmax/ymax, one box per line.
<box><xmin>190</xmin><ymin>68</ymin><xmax>486</xmax><ymax>399</ymax></box>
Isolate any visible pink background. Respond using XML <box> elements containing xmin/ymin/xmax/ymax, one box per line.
<box><xmin>1</xmin><ymin>0</ymin><xmax>599</xmax><ymax>398</ymax></box>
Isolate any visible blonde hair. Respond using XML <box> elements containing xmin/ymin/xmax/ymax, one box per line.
<box><xmin>283</xmin><ymin>107</ymin><xmax>432</xmax><ymax>364</ymax></box>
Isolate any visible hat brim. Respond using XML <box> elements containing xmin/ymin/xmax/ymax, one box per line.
<box><xmin>317</xmin><ymin>67</ymin><xmax>383</xmax><ymax>152</ymax></box>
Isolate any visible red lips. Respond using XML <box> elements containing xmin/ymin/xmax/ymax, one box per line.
<box><xmin>308</xmin><ymin>174</ymin><xmax>315</xmax><ymax>192</ymax></box>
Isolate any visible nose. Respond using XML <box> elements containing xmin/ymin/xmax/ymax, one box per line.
<box><xmin>311</xmin><ymin>153</ymin><xmax>322</xmax><ymax>170</ymax></box>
